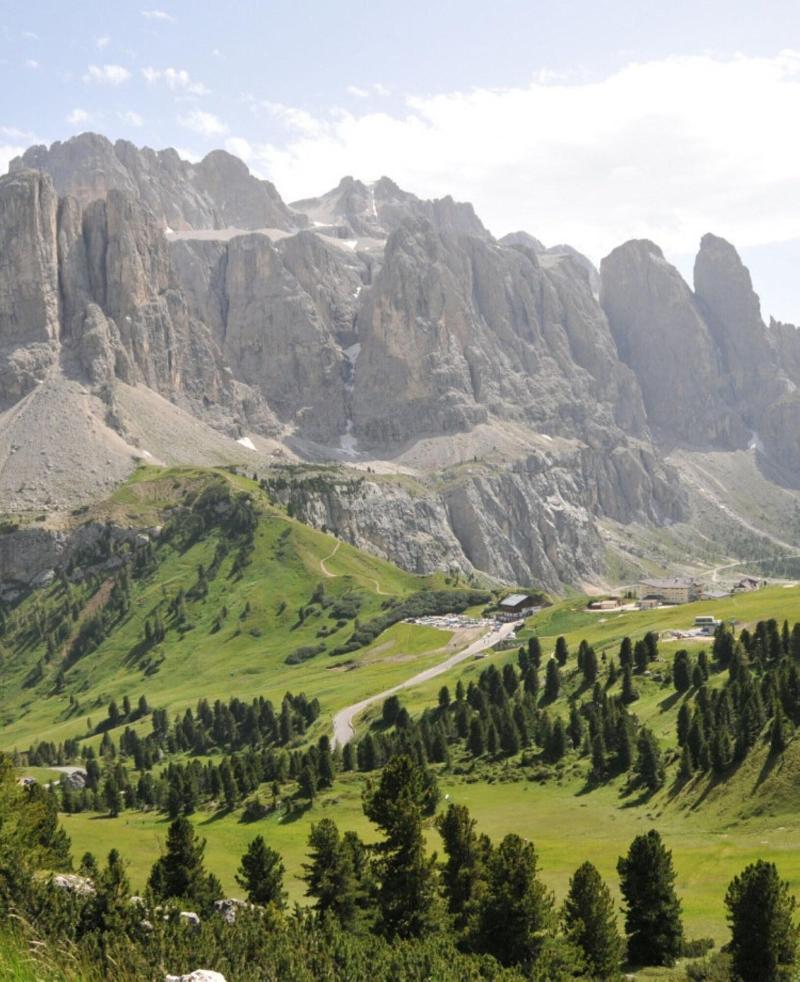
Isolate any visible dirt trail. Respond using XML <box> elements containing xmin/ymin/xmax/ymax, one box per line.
<box><xmin>319</xmin><ymin>540</ymin><xmax>341</xmax><ymax>577</ymax></box>
<box><xmin>332</xmin><ymin>621</ymin><xmax>517</xmax><ymax>746</ymax></box>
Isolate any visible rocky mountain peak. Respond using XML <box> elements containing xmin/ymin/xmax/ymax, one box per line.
<box><xmin>9</xmin><ymin>132</ymin><xmax>303</xmax><ymax>233</ymax></box>
<box><xmin>693</xmin><ymin>233</ymin><xmax>772</xmax><ymax>391</ymax></box>
<box><xmin>601</xmin><ymin>238</ymin><xmax>749</xmax><ymax>449</ymax></box>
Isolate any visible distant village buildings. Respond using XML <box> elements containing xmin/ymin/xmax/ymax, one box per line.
<box><xmin>637</xmin><ymin>577</ymin><xmax>702</xmax><ymax>606</ymax></box>
<box><xmin>496</xmin><ymin>593</ymin><xmax>538</xmax><ymax>621</ymax></box>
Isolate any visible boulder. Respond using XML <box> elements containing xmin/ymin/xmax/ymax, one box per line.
<box><xmin>52</xmin><ymin>874</ymin><xmax>95</xmax><ymax>896</ymax></box>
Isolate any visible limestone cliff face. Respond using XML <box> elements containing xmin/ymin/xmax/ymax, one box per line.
<box><xmin>0</xmin><ymin>171</ymin><xmax>60</xmax><ymax>401</ymax></box>
<box><xmin>291</xmin><ymin>175</ymin><xmax>488</xmax><ymax>240</ymax></box>
<box><xmin>352</xmin><ymin>220</ymin><xmax>646</xmax><ymax>447</ymax></box>
<box><xmin>170</xmin><ymin>230</ymin><xmax>365</xmax><ymax>442</ymax></box>
<box><xmin>600</xmin><ymin>240</ymin><xmax>748</xmax><ymax>449</ymax></box>
<box><xmin>8</xmin><ymin>134</ymin><xmax>794</xmax><ymax>590</ymax></box>
<box><xmin>0</xmin><ymin>168</ymin><xmax>275</xmax><ymax>440</ymax></box>
<box><xmin>11</xmin><ymin>133</ymin><xmax>304</xmax><ymax>232</ymax></box>
<box><xmin>266</xmin><ymin>443</ymin><xmax>685</xmax><ymax>592</ymax></box>
<box><xmin>693</xmin><ymin>233</ymin><xmax>777</xmax><ymax>417</ymax></box>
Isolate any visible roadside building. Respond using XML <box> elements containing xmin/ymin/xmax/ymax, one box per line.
<box><xmin>497</xmin><ymin>593</ymin><xmax>537</xmax><ymax>621</ymax></box>
<box><xmin>733</xmin><ymin>576</ymin><xmax>761</xmax><ymax>593</ymax></box>
<box><xmin>637</xmin><ymin>577</ymin><xmax>701</xmax><ymax>605</ymax></box>
<box><xmin>588</xmin><ymin>599</ymin><xmax>619</xmax><ymax>611</ymax></box>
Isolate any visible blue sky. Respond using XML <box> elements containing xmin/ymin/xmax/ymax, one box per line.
<box><xmin>2</xmin><ymin>0</ymin><xmax>800</xmax><ymax>321</ymax></box>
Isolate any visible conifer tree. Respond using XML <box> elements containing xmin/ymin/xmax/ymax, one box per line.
<box><xmin>468</xmin><ymin>717</ymin><xmax>486</xmax><ymax>757</ymax></box>
<box><xmin>547</xmin><ymin>717</ymin><xmax>568</xmax><ymax>762</ymax></box>
<box><xmin>621</xmin><ymin>665</ymin><xmax>639</xmax><ymax>704</ymax></box>
<box><xmin>672</xmin><ymin>650</ymin><xmax>692</xmax><ymax>692</ymax></box>
<box><xmin>147</xmin><ymin>816</ymin><xmax>222</xmax><ymax>913</ymax></box>
<box><xmin>528</xmin><ymin>635</ymin><xmax>542</xmax><ymax>669</ymax></box>
<box><xmin>544</xmin><ymin>659</ymin><xmax>561</xmax><ymax>702</ymax></box>
<box><xmin>617</xmin><ymin>830</ymin><xmax>683</xmax><ymax>966</ymax></box>
<box><xmin>568</xmin><ymin>702</ymin><xmax>585</xmax><ymax>749</ymax></box>
<box><xmin>582</xmin><ymin>647</ymin><xmax>599</xmax><ymax>685</ymax></box>
<box><xmin>591</xmin><ymin>732</ymin><xmax>607</xmax><ymax>780</ymax></box>
<box><xmin>362</xmin><ymin>754</ymin><xmax>442</xmax><ymax>939</ymax></box>
<box><xmin>616</xmin><ymin>715</ymin><xmax>634</xmax><ymax>771</ymax></box>
<box><xmin>634</xmin><ymin>640</ymin><xmax>649</xmax><ymax>673</ymax></box>
<box><xmin>555</xmin><ymin>636</ymin><xmax>569</xmax><ymax>667</ymax></box>
<box><xmin>677</xmin><ymin>702</ymin><xmax>691</xmax><ymax>747</ymax></box>
<box><xmin>562</xmin><ymin>861</ymin><xmax>623</xmax><ymax>979</ymax></box>
<box><xmin>475</xmin><ymin>833</ymin><xmax>554</xmax><ymax>968</ymax></box>
<box><xmin>678</xmin><ymin>743</ymin><xmax>694</xmax><ymax>782</ymax></box>
<box><xmin>303</xmin><ymin>818</ymin><xmax>357</xmax><ymax>927</ymax></box>
<box><xmin>725</xmin><ymin>860</ymin><xmax>798</xmax><ymax>982</ymax></box>
<box><xmin>436</xmin><ymin>803</ymin><xmax>489</xmax><ymax>929</ymax></box>
<box><xmin>634</xmin><ymin>728</ymin><xmax>664</xmax><ymax>792</ymax></box>
<box><xmin>237</xmin><ymin>834</ymin><xmax>287</xmax><ymax>908</ymax></box>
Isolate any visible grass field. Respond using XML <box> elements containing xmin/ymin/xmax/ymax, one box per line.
<box><xmin>0</xmin><ymin>467</ymin><xmax>462</xmax><ymax>752</ymax></box>
<box><xmin>58</xmin><ymin>749</ymin><xmax>800</xmax><ymax>948</ymax></box>
<box><xmin>5</xmin><ymin>466</ymin><xmax>800</xmax><ymax>965</ymax></box>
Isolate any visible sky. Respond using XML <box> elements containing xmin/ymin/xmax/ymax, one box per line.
<box><xmin>2</xmin><ymin>0</ymin><xmax>799</xmax><ymax>322</ymax></box>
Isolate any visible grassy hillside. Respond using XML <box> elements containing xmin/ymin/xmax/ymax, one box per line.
<box><xmin>5</xmin><ymin>468</ymin><xmax>800</xmax><ymax>963</ymax></box>
<box><xmin>0</xmin><ymin>466</ymin><xmax>470</xmax><ymax>752</ymax></box>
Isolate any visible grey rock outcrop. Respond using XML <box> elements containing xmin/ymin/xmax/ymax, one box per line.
<box><xmin>0</xmin><ymin>170</ymin><xmax>60</xmax><ymax>402</ymax></box>
<box><xmin>11</xmin><ymin>133</ymin><xmax>304</xmax><ymax>232</ymax></box>
<box><xmin>165</xmin><ymin>973</ymin><xmax>227</xmax><ymax>982</ymax></box>
<box><xmin>600</xmin><ymin>239</ymin><xmax>748</xmax><ymax>449</ymax></box>
<box><xmin>352</xmin><ymin>219</ymin><xmax>646</xmax><ymax>447</ymax></box>
<box><xmin>693</xmin><ymin>232</ymin><xmax>777</xmax><ymax>416</ymax></box>
<box><xmin>52</xmin><ymin>874</ymin><xmax>95</xmax><ymax>896</ymax></box>
<box><xmin>268</xmin><ymin>443</ymin><xmax>684</xmax><ymax>592</ymax></box>
<box><xmin>8</xmin><ymin>132</ymin><xmax>795</xmax><ymax>590</ymax></box>
<box><xmin>170</xmin><ymin>230</ymin><xmax>362</xmax><ymax>442</ymax></box>
<box><xmin>291</xmin><ymin>175</ymin><xmax>488</xmax><ymax>240</ymax></box>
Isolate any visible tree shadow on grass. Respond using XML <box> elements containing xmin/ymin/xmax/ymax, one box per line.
<box><xmin>754</xmin><ymin>748</ymin><xmax>782</xmax><ymax>790</ymax></box>
<box><xmin>657</xmin><ymin>689</ymin><xmax>684</xmax><ymax>713</ymax></box>
<box><xmin>199</xmin><ymin>807</ymin><xmax>235</xmax><ymax>825</ymax></box>
<box><xmin>278</xmin><ymin>800</ymin><xmax>313</xmax><ymax>824</ymax></box>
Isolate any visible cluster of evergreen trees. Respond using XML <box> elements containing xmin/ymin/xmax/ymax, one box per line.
<box><xmin>676</xmin><ymin>619</ymin><xmax>800</xmax><ymax>779</ymax></box>
<box><xmin>348</xmin><ymin>638</ymin><xmax>664</xmax><ymax>793</ymax></box>
<box><xmin>3</xmin><ymin>751</ymin><xmax>799</xmax><ymax>981</ymax></box>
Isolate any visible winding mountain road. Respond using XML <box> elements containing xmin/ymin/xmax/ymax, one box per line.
<box><xmin>332</xmin><ymin>620</ymin><xmax>517</xmax><ymax>746</ymax></box>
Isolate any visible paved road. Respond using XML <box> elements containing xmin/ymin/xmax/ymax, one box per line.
<box><xmin>50</xmin><ymin>765</ymin><xmax>86</xmax><ymax>776</ymax></box>
<box><xmin>332</xmin><ymin>621</ymin><xmax>518</xmax><ymax>747</ymax></box>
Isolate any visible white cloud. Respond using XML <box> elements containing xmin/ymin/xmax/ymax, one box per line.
<box><xmin>250</xmin><ymin>51</ymin><xmax>800</xmax><ymax>262</ymax></box>
<box><xmin>1</xmin><ymin>126</ymin><xmax>35</xmax><ymax>141</ymax></box>
<box><xmin>142</xmin><ymin>66</ymin><xmax>209</xmax><ymax>95</ymax></box>
<box><xmin>66</xmin><ymin>108</ymin><xmax>91</xmax><ymax>125</ymax></box>
<box><xmin>24</xmin><ymin>59</ymin><xmax>39</xmax><ymax>69</ymax></box>
<box><xmin>141</xmin><ymin>9</ymin><xmax>175</xmax><ymax>22</ymax></box>
<box><xmin>175</xmin><ymin>146</ymin><xmax>201</xmax><ymax>163</ymax></box>
<box><xmin>83</xmin><ymin>63</ymin><xmax>130</xmax><ymax>85</ymax></box>
<box><xmin>22</xmin><ymin>31</ymin><xmax>39</xmax><ymax>40</ymax></box>
<box><xmin>178</xmin><ymin>109</ymin><xmax>227</xmax><ymax>137</ymax></box>
<box><xmin>260</xmin><ymin>101</ymin><xmax>320</xmax><ymax>136</ymax></box>
<box><xmin>347</xmin><ymin>83</ymin><xmax>390</xmax><ymax>99</ymax></box>
<box><xmin>225</xmin><ymin>136</ymin><xmax>253</xmax><ymax>161</ymax></box>
<box><xmin>96</xmin><ymin>36</ymin><xmax>111</xmax><ymax>49</ymax></box>
<box><xmin>0</xmin><ymin>143</ymin><xmax>24</xmax><ymax>174</ymax></box>
<box><xmin>119</xmin><ymin>110</ymin><xmax>144</xmax><ymax>126</ymax></box>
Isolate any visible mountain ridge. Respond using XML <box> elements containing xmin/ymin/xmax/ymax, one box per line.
<box><xmin>2</xmin><ymin>132</ymin><xmax>799</xmax><ymax>593</ymax></box>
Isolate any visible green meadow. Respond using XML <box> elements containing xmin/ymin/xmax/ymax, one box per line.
<box><xmin>5</xmin><ymin>466</ymin><xmax>800</xmax><ymax>959</ymax></box>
